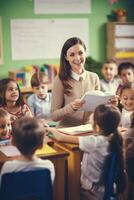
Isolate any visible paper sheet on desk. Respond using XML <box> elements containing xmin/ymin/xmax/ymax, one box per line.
<box><xmin>0</xmin><ymin>144</ymin><xmax>56</xmax><ymax>157</ymax></box>
<box><xmin>58</xmin><ymin>124</ymin><xmax>93</xmax><ymax>135</ymax></box>
<box><xmin>80</xmin><ymin>90</ymin><xmax>114</xmax><ymax>112</ymax></box>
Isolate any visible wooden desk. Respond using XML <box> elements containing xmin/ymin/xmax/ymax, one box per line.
<box><xmin>53</xmin><ymin>142</ymin><xmax>83</xmax><ymax>200</ymax></box>
<box><xmin>0</xmin><ymin>144</ymin><xmax>68</xmax><ymax>200</ymax></box>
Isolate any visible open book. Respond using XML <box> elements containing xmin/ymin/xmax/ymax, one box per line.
<box><xmin>80</xmin><ymin>90</ymin><xmax>114</xmax><ymax>112</ymax></box>
<box><xmin>58</xmin><ymin>124</ymin><xmax>93</xmax><ymax>135</ymax></box>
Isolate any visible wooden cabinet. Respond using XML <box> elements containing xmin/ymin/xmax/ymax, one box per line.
<box><xmin>106</xmin><ymin>22</ymin><xmax>134</xmax><ymax>64</ymax></box>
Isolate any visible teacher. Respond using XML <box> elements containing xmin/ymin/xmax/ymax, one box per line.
<box><xmin>51</xmin><ymin>37</ymin><xmax>100</xmax><ymax>127</ymax></box>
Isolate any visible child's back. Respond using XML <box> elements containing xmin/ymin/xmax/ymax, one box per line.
<box><xmin>0</xmin><ymin>117</ymin><xmax>55</xmax><ymax>183</ymax></box>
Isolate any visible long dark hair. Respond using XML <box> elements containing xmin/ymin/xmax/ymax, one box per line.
<box><xmin>93</xmin><ymin>104</ymin><xmax>126</xmax><ymax>193</ymax></box>
<box><xmin>59</xmin><ymin>37</ymin><xmax>86</xmax><ymax>94</ymax></box>
<box><xmin>0</xmin><ymin>78</ymin><xmax>24</xmax><ymax>107</ymax></box>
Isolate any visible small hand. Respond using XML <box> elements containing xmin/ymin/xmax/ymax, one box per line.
<box><xmin>71</xmin><ymin>98</ymin><xmax>85</xmax><ymax>111</ymax></box>
<box><xmin>107</xmin><ymin>95</ymin><xmax>119</xmax><ymax>107</ymax></box>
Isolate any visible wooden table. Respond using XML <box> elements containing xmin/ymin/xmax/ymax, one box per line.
<box><xmin>0</xmin><ymin>144</ymin><xmax>68</xmax><ymax>200</ymax></box>
<box><xmin>53</xmin><ymin>142</ymin><xmax>83</xmax><ymax>200</ymax></box>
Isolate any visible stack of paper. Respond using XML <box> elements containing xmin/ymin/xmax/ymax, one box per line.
<box><xmin>80</xmin><ymin>90</ymin><xmax>114</xmax><ymax>112</ymax></box>
<box><xmin>58</xmin><ymin>124</ymin><xmax>93</xmax><ymax>135</ymax></box>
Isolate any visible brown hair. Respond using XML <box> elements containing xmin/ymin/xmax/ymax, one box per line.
<box><xmin>59</xmin><ymin>37</ymin><xmax>86</xmax><ymax>95</ymax></box>
<box><xmin>31</xmin><ymin>71</ymin><xmax>49</xmax><ymax>88</ymax></box>
<box><xmin>0</xmin><ymin>78</ymin><xmax>24</xmax><ymax>107</ymax></box>
<box><xmin>93</xmin><ymin>104</ymin><xmax>126</xmax><ymax>193</ymax></box>
<box><xmin>12</xmin><ymin>117</ymin><xmax>46</xmax><ymax>156</ymax></box>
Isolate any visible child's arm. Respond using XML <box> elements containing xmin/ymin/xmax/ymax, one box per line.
<box><xmin>47</xmin><ymin>127</ymin><xmax>79</xmax><ymax>144</ymax></box>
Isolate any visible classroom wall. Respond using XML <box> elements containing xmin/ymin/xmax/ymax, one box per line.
<box><xmin>0</xmin><ymin>0</ymin><xmax>134</xmax><ymax>78</ymax></box>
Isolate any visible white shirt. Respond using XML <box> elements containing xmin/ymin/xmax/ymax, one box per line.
<box><xmin>0</xmin><ymin>157</ymin><xmax>55</xmax><ymax>184</ymax></box>
<box><xmin>121</xmin><ymin>109</ymin><xmax>133</xmax><ymax>128</ymax></box>
<box><xmin>100</xmin><ymin>78</ymin><xmax>119</xmax><ymax>94</ymax></box>
<box><xmin>79</xmin><ymin>135</ymin><xmax>110</xmax><ymax>190</ymax></box>
<box><xmin>71</xmin><ymin>70</ymin><xmax>86</xmax><ymax>81</ymax></box>
<box><xmin>27</xmin><ymin>93</ymin><xmax>51</xmax><ymax>118</ymax></box>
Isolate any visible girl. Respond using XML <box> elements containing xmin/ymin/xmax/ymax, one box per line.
<box><xmin>48</xmin><ymin>104</ymin><xmax>126</xmax><ymax>200</ymax></box>
<box><xmin>0</xmin><ymin>78</ymin><xmax>32</xmax><ymax>123</ymax></box>
<box><xmin>0</xmin><ymin>108</ymin><xmax>11</xmax><ymax>141</ymax></box>
<box><xmin>119</xmin><ymin>83</ymin><xmax>134</xmax><ymax>128</ymax></box>
<box><xmin>51</xmin><ymin>37</ymin><xmax>100</xmax><ymax>127</ymax></box>
<box><xmin>124</xmin><ymin>112</ymin><xmax>134</xmax><ymax>200</ymax></box>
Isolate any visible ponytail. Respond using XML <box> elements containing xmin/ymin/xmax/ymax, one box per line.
<box><xmin>109</xmin><ymin>129</ymin><xmax>126</xmax><ymax>193</ymax></box>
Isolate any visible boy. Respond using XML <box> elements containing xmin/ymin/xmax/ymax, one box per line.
<box><xmin>100</xmin><ymin>59</ymin><xmax>119</xmax><ymax>94</ymax></box>
<box><xmin>27</xmin><ymin>71</ymin><xmax>52</xmax><ymax>119</ymax></box>
<box><xmin>0</xmin><ymin>117</ymin><xmax>55</xmax><ymax>183</ymax></box>
<box><xmin>117</xmin><ymin>62</ymin><xmax>134</xmax><ymax>95</ymax></box>
<box><xmin>0</xmin><ymin>108</ymin><xmax>11</xmax><ymax>141</ymax></box>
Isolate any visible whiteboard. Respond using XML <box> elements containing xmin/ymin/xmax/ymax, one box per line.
<box><xmin>11</xmin><ymin>19</ymin><xmax>89</xmax><ymax>60</ymax></box>
<box><xmin>115</xmin><ymin>38</ymin><xmax>134</xmax><ymax>49</ymax></box>
<box><xmin>34</xmin><ymin>0</ymin><xmax>91</xmax><ymax>14</ymax></box>
<box><xmin>115</xmin><ymin>25</ymin><xmax>134</xmax><ymax>36</ymax></box>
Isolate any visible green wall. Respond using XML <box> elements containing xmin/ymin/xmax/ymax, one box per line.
<box><xmin>0</xmin><ymin>0</ymin><xmax>134</xmax><ymax>78</ymax></box>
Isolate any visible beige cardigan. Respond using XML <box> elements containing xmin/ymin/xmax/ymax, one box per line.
<box><xmin>51</xmin><ymin>70</ymin><xmax>100</xmax><ymax>127</ymax></box>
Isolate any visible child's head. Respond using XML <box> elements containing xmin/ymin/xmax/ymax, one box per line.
<box><xmin>101</xmin><ymin>59</ymin><xmax>117</xmax><ymax>81</ymax></box>
<box><xmin>118</xmin><ymin>62</ymin><xmax>134</xmax><ymax>84</ymax></box>
<box><xmin>0</xmin><ymin>108</ymin><xmax>11</xmax><ymax>140</ymax></box>
<box><xmin>93</xmin><ymin>104</ymin><xmax>120</xmax><ymax>135</ymax></box>
<box><xmin>120</xmin><ymin>83</ymin><xmax>134</xmax><ymax>111</ymax></box>
<box><xmin>12</xmin><ymin>117</ymin><xmax>45</xmax><ymax>156</ymax></box>
<box><xmin>0</xmin><ymin>78</ymin><xmax>23</xmax><ymax>106</ymax></box>
<box><xmin>31</xmin><ymin>71</ymin><xmax>49</xmax><ymax>100</ymax></box>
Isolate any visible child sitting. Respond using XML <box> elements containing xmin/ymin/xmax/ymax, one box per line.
<box><xmin>119</xmin><ymin>83</ymin><xmax>134</xmax><ymax>128</ymax></box>
<box><xmin>47</xmin><ymin>104</ymin><xmax>126</xmax><ymax>200</ymax></box>
<box><xmin>0</xmin><ymin>117</ymin><xmax>55</xmax><ymax>183</ymax></box>
<box><xmin>0</xmin><ymin>78</ymin><xmax>32</xmax><ymax>123</ymax></box>
<box><xmin>0</xmin><ymin>108</ymin><xmax>11</xmax><ymax>141</ymax></box>
<box><xmin>100</xmin><ymin>59</ymin><xmax>119</xmax><ymax>94</ymax></box>
<box><xmin>27</xmin><ymin>71</ymin><xmax>51</xmax><ymax>119</ymax></box>
<box><xmin>124</xmin><ymin>112</ymin><xmax>134</xmax><ymax>200</ymax></box>
<box><xmin>117</xmin><ymin>62</ymin><xmax>134</xmax><ymax>95</ymax></box>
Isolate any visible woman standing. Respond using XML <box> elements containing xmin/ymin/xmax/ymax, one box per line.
<box><xmin>51</xmin><ymin>37</ymin><xmax>100</xmax><ymax>127</ymax></box>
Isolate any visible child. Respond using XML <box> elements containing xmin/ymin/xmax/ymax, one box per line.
<box><xmin>47</xmin><ymin>104</ymin><xmax>126</xmax><ymax>200</ymax></box>
<box><xmin>119</xmin><ymin>83</ymin><xmax>134</xmax><ymax>128</ymax></box>
<box><xmin>27</xmin><ymin>71</ymin><xmax>52</xmax><ymax>119</ymax></box>
<box><xmin>117</xmin><ymin>62</ymin><xmax>134</xmax><ymax>95</ymax></box>
<box><xmin>100</xmin><ymin>59</ymin><xmax>119</xmax><ymax>94</ymax></box>
<box><xmin>0</xmin><ymin>117</ymin><xmax>55</xmax><ymax>184</ymax></box>
<box><xmin>124</xmin><ymin>112</ymin><xmax>134</xmax><ymax>200</ymax></box>
<box><xmin>0</xmin><ymin>108</ymin><xmax>11</xmax><ymax>141</ymax></box>
<box><xmin>0</xmin><ymin>78</ymin><xmax>32</xmax><ymax>123</ymax></box>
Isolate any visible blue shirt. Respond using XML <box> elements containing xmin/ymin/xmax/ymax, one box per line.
<box><xmin>27</xmin><ymin>93</ymin><xmax>52</xmax><ymax>119</ymax></box>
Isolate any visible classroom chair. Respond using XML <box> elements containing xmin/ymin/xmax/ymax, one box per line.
<box><xmin>103</xmin><ymin>153</ymin><xmax>118</xmax><ymax>200</ymax></box>
<box><xmin>0</xmin><ymin>168</ymin><xmax>53</xmax><ymax>200</ymax></box>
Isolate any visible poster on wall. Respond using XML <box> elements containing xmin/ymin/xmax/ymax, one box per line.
<box><xmin>34</xmin><ymin>0</ymin><xmax>91</xmax><ymax>14</ymax></box>
<box><xmin>11</xmin><ymin>18</ymin><xmax>90</xmax><ymax>60</ymax></box>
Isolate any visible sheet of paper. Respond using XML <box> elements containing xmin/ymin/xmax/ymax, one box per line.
<box><xmin>0</xmin><ymin>144</ymin><xmax>56</xmax><ymax>157</ymax></box>
<box><xmin>0</xmin><ymin>145</ymin><xmax>20</xmax><ymax>157</ymax></box>
<box><xmin>58</xmin><ymin>124</ymin><xmax>93</xmax><ymax>135</ymax></box>
<box><xmin>80</xmin><ymin>90</ymin><xmax>114</xmax><ymax>112</ymax></box>
<box><xmin>34</xmin><ymin>0</ymin><xmax>91</xmax><ymax>14</ymax></box>
<box><xmin>35</xmin><ymin>144</ymin><xmax>56</xmax><ymax>155</ymax></box>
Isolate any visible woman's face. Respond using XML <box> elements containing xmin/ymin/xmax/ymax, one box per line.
<box><xmin>65</xmin><ymin>44</ymin><xmax>86</xmax><ymax>75</ymax></box>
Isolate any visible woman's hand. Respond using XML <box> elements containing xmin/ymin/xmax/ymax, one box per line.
<box><xmin>70</xmin><ymin>98</ymin><xmax>85</xmax><ymax>111</ymax></box>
